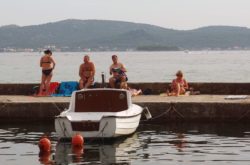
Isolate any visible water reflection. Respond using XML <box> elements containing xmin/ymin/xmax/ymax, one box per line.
<box><xmin>172</xmin><ymin>133</ymin><xmax>186</xmax><ymax>152</ymax></box>
<box><xmin>39</xmin><ymin>151</ymin><xmax>53</xmax><ymax>165</ymax></box>
<box><xmin>54</xmin><ymin>133</ymin><xmax>140</xmax><ymax>164</ymax></box>
<box><xmin>1</xmin><ymin>122</ymin><xmax>250</xmax><ymax>165</ymax></box>
<box><xmin>0</xmin><ymin>122</ymin><xmax>56</xmax><ymax>144</ymax></box>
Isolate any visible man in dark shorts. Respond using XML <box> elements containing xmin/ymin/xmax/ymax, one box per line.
<box><xmin>79</xmin><ymin>55</ymin><xmax>95</xmax><ymax>89</ymax></box>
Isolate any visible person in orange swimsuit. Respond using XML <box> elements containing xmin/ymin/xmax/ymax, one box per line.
<box><xmin>168</xmin><ymin>70</ymin><xmax>189</xmax><ymax>96</ymax></box>
<box><xmin>79</xmin><ymin>55</ymin><xmax>95</xmax><ymax>89</ymax></box>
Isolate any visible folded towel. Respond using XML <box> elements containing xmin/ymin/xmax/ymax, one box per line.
<box><xmin>52</xmin><ymin>81</ymin><xmax>79</xmax><ymax>97</ymax></box>
<box><xmin>49</xmin><ymin>82</ymin><xmax>60</xmax><ymax>95</ymax></box>
<box><xmin>33</xmin><ymin>82</ymin><xmax>59</xmax><ymax>96</ymax></box>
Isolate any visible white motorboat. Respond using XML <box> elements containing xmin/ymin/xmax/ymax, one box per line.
<box><xmin>55</xmin><ymin>88</ymin><xmax>150</xmax><ymax>139</ymax></box>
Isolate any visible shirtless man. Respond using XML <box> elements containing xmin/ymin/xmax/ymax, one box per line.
<box><xmin>109</xmin><ymin>55</ymin><xmax>128</xmax><ymax>88</ymax></box>
<box><xmin>39</xmin><ymin>49</ymin><xmax>56</xmax><ymax>96</ymax></box>
<box><xmin>79</xmin><ymin>55</ymin><xmax>95</xmax><ymax>89</ymax></box>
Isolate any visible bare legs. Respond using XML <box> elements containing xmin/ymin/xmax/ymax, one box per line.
<box><xmin>109</xmin><ymin>77</ymin><xmax>116</xmax><ymax>88</ymax></box>
<box><xmin>39</xmin><ymin>74</ymin><xmax>46</xmax><ymax>95</ymax></box>
<box><xmin>168</xmin><ymin>83</ymin><xmax>186</xmax><ymax>96</ymax></box>
<box><xmin>109</xmin><ymin>76</ymin><xmax>127</xmax><ymax>89</ymax></box>
<box><xmin>79</xmin><ymin>77</ymin><xmax>93</xmax><ymax>89</ymax></box>
<box><xmin>39</xmin><ymin>74</ymin><xmax>52</xmax><ymax>96</ymax></box>
<box><xmin>45</xmin><ymin>74</ymin><xmax>52</xmax><ymax>94</ymax></box>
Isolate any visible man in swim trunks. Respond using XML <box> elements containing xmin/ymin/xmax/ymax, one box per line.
<box><xmin>109</xmin><ymin>55</ymin><xmax>128</xmax><ymax>89</ymax></box>
<box><xmin>39</xmin><ymin>49</ymin><xmax>56</xmax><ymax>96</ymax></box>
<box><xmin>79</xmin><ymin>55</ymin><xmax>95</xmax><ymax>89</ymax></box>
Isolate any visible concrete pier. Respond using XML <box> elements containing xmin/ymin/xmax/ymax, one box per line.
<box><xmin>1</xmin><ymin>82</ymin><xmax>250</xmax><ymax>95</ymax></box>
<box><xmin>1</xmin><ymin>95</ymin><xmax>250</xmax><ymax>123</ymax></box>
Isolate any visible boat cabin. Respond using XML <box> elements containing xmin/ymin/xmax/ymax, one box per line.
<box><xmin>72</xmin><ymin>89</ymin><xmax>131</xmax><ymax>113</ymax></box>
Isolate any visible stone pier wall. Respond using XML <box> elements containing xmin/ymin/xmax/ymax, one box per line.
<box><xmin>1</xmin><ymin>82</ymin><xmax>250</xmax><ymax>95</ymax></box>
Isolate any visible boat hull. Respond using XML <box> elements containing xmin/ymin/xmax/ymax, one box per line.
<box><xmin>55</xmin><ymin>109</ymin><xmax>142</xmax><ymax>138</ymax></box>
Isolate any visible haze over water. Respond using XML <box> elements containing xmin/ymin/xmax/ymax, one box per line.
<box><xmin>0</xmin><ymin>50</ymin><xmax>250</xmax><ymax>83</ymax></box>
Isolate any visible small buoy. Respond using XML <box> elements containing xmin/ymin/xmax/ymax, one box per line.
<box><xmin>39</xmin><ymin>137</ymin><xmax>51</xmax><ymax>152</ymax></box>
<box><xmin>72</xmin><ymin>134</ymin><xmax>84</xmax><ymax>148</ymax></box>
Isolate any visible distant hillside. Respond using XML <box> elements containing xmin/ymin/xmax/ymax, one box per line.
<box><xmin>0</xmin><ymin>19</ymin><xmax>250</xmax><ymax>51</ymax></box>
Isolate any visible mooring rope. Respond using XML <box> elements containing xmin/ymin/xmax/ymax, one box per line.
<box><xmin>0</xmin><ymin>103</ymin><xmax>8</xmax><ymax>111</ymax></box>
<box><xmin>236</xmin><ymin>109</ymin><xmax>250</xmax><ymax>122</ymax></box>
<box><xmin>99</xmin><ymin>121</ymin><xmax>108</xmax><ymax>137</ymax></box>
<box><xmin>170</xmin><ymin>103</ymin><xmax>185</xmax><ymax>118</ymax></box>
<box><xmin>51</xmin><ymin>102</ymin><xmax>67</xmax><ymax>113</ymax></box>
<box><xmin>142</xmin><ymin>102</ymin><xmax>185</xmax><ymax>122</ymax></box>
<box><xmin>57</xmin><ymin>119</ymin><xmax>67</xmax><ymax>137</ymax></box>
<box><xmin>0</xmin><ymin>99</ymin><xmax>11</xmax><ymax>112</ymax></box>
<box><xmin>87</xmin><ymin>121</ymin><xmax>109</xmax><ymax>144</ymax></box>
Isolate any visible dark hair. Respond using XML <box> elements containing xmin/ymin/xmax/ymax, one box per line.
<box><xmin>84</xmin><ymin>55</ymin><xmax>90</xmax><ymax>59</ymax></box>
<box><xmin>44</xmin><ymin>49</ymin><xmax>52</xmax><ymax>55</ymax></box>
<box><xmin>112</xmin><ymin>55</ymin><xmax>117</xmax><ymax>59</ymax></box>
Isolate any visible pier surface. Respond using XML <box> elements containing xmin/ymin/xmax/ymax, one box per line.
<box><xmin>1</xmin><ymin>95</ymin><xmax>250</xmax><ymax>123</ymax></box>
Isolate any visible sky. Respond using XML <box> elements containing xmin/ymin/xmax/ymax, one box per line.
<box><xmin>0</xmin><ymin>0</ymin><xmax>250</xmax><ymax>30</ymax></box>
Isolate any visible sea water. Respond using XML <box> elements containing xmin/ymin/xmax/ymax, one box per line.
<box><xmin>1</xmin><ymin>123</ymin><xmax>250</xmax><ymax>165</ymax></box>
<box><xmin>0</xmin><ymin>50</ymin><xmax>250</xmax><ymax>83</ymax></box>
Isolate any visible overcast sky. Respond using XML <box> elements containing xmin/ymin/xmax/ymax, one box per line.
<box><xmin>0</xmin><ymin>0</ymin><xmax>249</xmax><ymax>30</ymax></box>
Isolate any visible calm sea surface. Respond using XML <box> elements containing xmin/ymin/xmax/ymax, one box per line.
<box><xmin>1</xmin><ymin>123</ymin><xmax>250</xmax><ymax>165</ymax></box>
<box><xmin>0</xmin><ymin>50</ymin><xmax>250</xmax><ymax>83</ymax></box>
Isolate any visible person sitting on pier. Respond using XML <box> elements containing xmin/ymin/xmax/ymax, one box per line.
<box><xmin>38</xmin><ymin>49</ymin><xmax>56</xmax><ymax>96</ymax></box>
<box><xmin>109</xmin><ymin>55</ymin><xmax>128</xmax><ymax>89</ymax></box>
<box><xmin>168</xmin><ymin>70</ymin><xmax>189</xmax><ymax>96</ymax></box>
<box><xmin>79</xmin><ymin>55</ymin><xmax>95</xmax><ymax>89</ymax></box>
<box><xmin>120</xmin><ymin>82</ymin><xmax>142</xmax><ymax>97</ymax></box>
<box><xmin>129</xmin><ymin>88</ymin><xmax>142</xmax><ymax>96</ymax></box>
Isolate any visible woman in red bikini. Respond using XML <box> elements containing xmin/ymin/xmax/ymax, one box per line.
<box><xmin>168</xmin><ymin>70</ymin><xmax>189</xmax><ymax>96</ymax></box>
<box><xmin>38</xmin><ymin>49</ymin><xmax>56</xmax><ymax>96</ymax></box>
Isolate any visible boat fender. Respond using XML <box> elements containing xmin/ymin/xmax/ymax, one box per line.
<box><xmin>143</xmin><ymin>107</ymin><xmax>152</xmax><ymax>120</ymax></box>
<box><xmin>72</xmin><ymin>134</ymin><xmax>84</xmax><ymax>148</ymax></box>
<box><xmin>38</xmin><ymin>136</ymin><xmax>51</xmax><ymax>152</ymax></box>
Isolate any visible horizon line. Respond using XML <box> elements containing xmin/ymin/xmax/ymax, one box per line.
<box><xmin>0</xmin><ymin>18</ymin><xmax>249</xmax><ymax>31</ymax></box>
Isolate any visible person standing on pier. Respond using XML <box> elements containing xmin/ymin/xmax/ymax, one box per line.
<box><xmin>79</xmin><ymin>55</ymin><xmax>95</xmax><ymax>89</ymax></box>
<box><xmin>39</xmin><ymin>49</ymin><xmax>56</xmax><ymax>96</ymax></box>
<box><xmin>109</xmin><ymin>55</ymin><xmax>128</xmax><ymax>88</ymax></box>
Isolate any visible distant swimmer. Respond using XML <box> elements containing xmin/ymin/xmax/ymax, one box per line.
<box><xmin>109</xmin><ymin>55</ymin><xmax>128</xmax><ymax>89</ymax></box>
<box><xmin>39</xmin><ymin>49</ymin><xmax>56</xmax><ymax>96</ymax></box>
<box><xmin>79</xmin><ymin>55</ymin><xmax>95</xmax><ymax>89</ymax></box>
